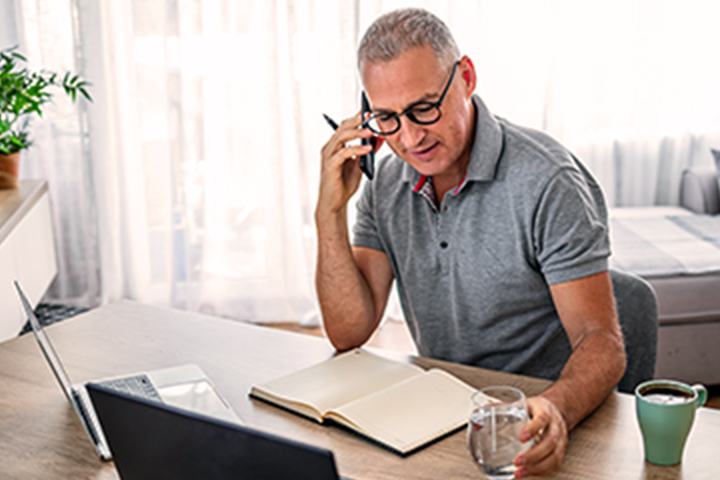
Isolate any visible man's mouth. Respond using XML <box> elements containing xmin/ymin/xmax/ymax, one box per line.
<box><xmin>410</xmin><ymin>142</ymin><xmax>440</xmax><ymax>161</ymax></box>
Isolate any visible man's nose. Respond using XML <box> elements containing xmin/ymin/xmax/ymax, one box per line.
<box><xmin>397</xmin><ymin>115</ymin><xmax>426</xmax><ymax>148</ymax></box>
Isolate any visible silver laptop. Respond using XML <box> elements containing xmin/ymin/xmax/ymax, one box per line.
<box><xmin>15</xmin><ymin>280</ymin><xmax>242</xmax><ymax>461</ymax></box>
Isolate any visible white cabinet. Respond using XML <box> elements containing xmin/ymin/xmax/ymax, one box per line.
<box><xmin>0</xmin><ymin>237</ymin><xmax>21</xmax><ymax>339</ymax></box>
<box><xmin>0</xmin><ymin>181</ymin><xmax>57</xmax><ymax>342</ymax></box>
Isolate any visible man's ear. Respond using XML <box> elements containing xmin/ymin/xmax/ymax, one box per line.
<box><xmin>459</xmin><ymin>56</ymin><xmax>477</xmax><ymax>97</ymax></box>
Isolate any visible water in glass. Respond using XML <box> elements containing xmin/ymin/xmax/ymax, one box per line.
<box><xmin>467</xmin><ymin>387</ymin><xmax>531</xmax><ymax>479</ymax></box>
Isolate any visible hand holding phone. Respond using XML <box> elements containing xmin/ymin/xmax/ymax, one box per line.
<box><xmin>322</xmin><ymin>94</ymin><xmax>378</xmax><ymax>181</ymax></box>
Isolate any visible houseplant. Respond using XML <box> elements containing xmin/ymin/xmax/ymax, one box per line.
<box><xmin>0</xmin><ymin>46</ymin><xmax>91</xmax><ymax>189</ymax></box>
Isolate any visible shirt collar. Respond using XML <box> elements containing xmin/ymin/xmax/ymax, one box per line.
<box><xmin>401</xmin><ymin>94</ymin><xmax>504</xmax><ymax>186</ymax></box>
<box><xmin>466</xmin><ymin>94</ymin><xmax>504</xmax><ymax>182</ymax></box>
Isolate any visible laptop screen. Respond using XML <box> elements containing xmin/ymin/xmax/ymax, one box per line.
<box><xmin>15</xmin><ymin>281</ymin><xmax>76</xmax><ymax>402</ymax></box>
<box><xmin>87</xmin><ymin>383</ymin><xmax>348</xmax><ymax>480</ymax></box>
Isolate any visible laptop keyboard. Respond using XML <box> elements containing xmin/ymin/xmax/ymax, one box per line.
<box><xmin>95</xmin><ymin>374</ymin><xmax>162</xmax><ymax>402</ymax></box>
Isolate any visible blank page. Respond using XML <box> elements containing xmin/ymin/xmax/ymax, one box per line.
<box><xmin>252</xmin><ymin>349</ymin><xmax>424</xmax><ymax>415</ymax></box>
<box><xmin>328</xmin><ymin>369</ymin><xmax>487</xmax><ymax>453</ymax></box>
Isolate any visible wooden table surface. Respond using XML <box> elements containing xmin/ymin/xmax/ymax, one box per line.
<box><xmin>0</xmin><ymin>300</ymin><xmax>718</xmax><ymax>479</ymax></box>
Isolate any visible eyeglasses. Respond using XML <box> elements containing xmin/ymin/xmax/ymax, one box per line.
<box><xmin>363</xmin><ymin>60</ymin><xmax>460</xmax><ymax>136</ymax></box>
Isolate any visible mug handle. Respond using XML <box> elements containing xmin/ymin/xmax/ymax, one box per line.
<box><xmin>692</xmin><ymin>384</ymin><xmax>708</xmax><ymax>408</ymax></box>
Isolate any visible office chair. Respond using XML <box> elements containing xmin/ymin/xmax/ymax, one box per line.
<box><xmin>610</xmin><ymin>269</ymin><xmax>658</xmax><ymax>393</ymax></box>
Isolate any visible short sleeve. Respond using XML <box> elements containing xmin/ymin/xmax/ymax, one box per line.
<box><xmin>534</xmin><ymin>167</ymin><xmax>610</xmax><ymax>285</ymax></box>
<box><xmin>352</xmin><ymin>180</ymin><xmax>385</xmax><ymax>252</ymax></box>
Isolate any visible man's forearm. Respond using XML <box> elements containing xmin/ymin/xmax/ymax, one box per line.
<box><xmin>315</xmin><ymin>208</ymin><xmax>380</xmax><ymax>351</ymax></box>
<box><xmin>541</xmin><ymin>328</ymin><xmax>626</xmax><ymax>431</ymax></box>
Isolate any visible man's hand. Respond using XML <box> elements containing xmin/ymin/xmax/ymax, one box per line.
<box><xmin>317</xmin><ymin>112</ymin><xmax>375</xmax><ymax>219</ymax></box>
<box><xmin>513</xmin><ymin>396</ymin><xmax>568</xmax><ymax>478</ymax></box>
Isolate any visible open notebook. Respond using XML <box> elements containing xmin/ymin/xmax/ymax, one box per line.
<box><xmin>250</xmin><ymin>348</ymin><xmax>492</xmax><ymax>455</ymax></box>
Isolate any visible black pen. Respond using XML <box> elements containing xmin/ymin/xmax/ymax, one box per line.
<box><xmin>322</xmin><ymin>113</ymin><xmax>339</xmax><ymax>130</ymax></box>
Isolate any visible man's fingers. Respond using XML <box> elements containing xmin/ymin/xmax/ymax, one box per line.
<box><xmin>325</xmin><ymin>144</ymin><xmax>373</xmax><ymax>172</ymax></box>
<box><xmin>337</xmin><ymin>144</ymin><xmax>373</xmax><ymax>162</ymax></box>
<box><xmin>333</xmin><ymin>126</ymin><xmax>373</xmax><ymax>148</ymax></box>
<box><xmin>520</xmin><ymin>404</ymin><xmax>550</xmax><ymax>442</ymax></box>
<box><xmin>339</xmin><ymin>111</ymin><xmax>364</xmax><ymax>129</ymax></box>
<box><xmin>515</xmin><ymin>421</ymin><xmax>561</xmax><ymax>468</ymax></box>
<box><xmin>514</xmin><ymin>396</ymin><xmax>568</xmax><ymax>477</ymax></box>
<box><xmin>322</xmin><ymin>116</ymin><xmax>374</xmax><ymax>161</ymax></box>
<box><xmin>515</xmin><ymin>433</ymin><xmax>566</xmax><ymax>477</ymax></box>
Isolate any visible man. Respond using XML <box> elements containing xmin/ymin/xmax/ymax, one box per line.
<box><xmin>315</xmin><ymin>8</ymin><xmax>625</xmax><ymax>477</ymax></box>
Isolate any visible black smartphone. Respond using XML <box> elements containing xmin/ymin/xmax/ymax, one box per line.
<box><xmin>360</xmin><ymin>92</ymin><xmax>376</xmax><ymax>180</ymax></box>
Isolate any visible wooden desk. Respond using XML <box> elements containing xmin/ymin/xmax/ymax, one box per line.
<box><xmin>1</xmin><ymin>301</ymin><xmax>718</xmax><ymax>479</ymax></box>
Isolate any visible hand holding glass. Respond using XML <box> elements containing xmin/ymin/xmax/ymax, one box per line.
<box><xmin>467</xmin><ymin>386</ymin><xmax>531</xmax><ymax>479</ymax></box>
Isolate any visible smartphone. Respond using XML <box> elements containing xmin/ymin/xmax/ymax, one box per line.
<box><xmin>360</xmin><ymin>92</ymin><xmax>376</xmax><ymax>180</ymax></box>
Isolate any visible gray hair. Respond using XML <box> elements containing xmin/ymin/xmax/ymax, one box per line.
<box><xmin>357</xmin><ymin>8</ymin><xmax>460</xmax><ymax>70</ymax></box>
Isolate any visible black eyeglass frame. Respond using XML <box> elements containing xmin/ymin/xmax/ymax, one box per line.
<box><xmin>362</xmin><ymin>60</ymin><xmax>461</xmax><ymax>136</ymax></box>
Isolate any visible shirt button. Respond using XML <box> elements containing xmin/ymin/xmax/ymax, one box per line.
<box><xmin>440</xmin><ymin>241</ymin><xmax>448</xmax><ymax>249</ymax></box>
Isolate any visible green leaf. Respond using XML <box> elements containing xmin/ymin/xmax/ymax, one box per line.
<box><xmin>79</xmin><ymin>87</ymin><xmax>92</xmax><ymax>102</ymax></box>
<box><xmin>0</xmin><ymin>46</ymin><xmax>92</xmax><ymax>151</ymax></box>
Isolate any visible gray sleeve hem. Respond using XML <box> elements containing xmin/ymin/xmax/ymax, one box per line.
<box><xmin>543</xmin><ymin>258</ymin><xmax>609</xmax><ymax>286</ymax></box>
<box><xmin>351</xmin><ymin>233</ymin><xmax>385</xmax><ymax>252</ymax></box>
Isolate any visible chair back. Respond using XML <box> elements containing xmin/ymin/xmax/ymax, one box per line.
<box><xmin>610</xmin><ymin>269</ymin><xmax>658</xmax><ymax>393</ymax></box>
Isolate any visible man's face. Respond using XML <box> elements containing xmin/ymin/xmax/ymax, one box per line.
<box><xmin>361</xmin><ymin>45</ymin><xmax>475</xmax><ymax>179</ymax></box>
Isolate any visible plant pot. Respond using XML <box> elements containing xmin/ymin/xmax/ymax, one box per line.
<box><xmin>0</xmin><ymin>152</ymin><xmax>20</xmax><ymax>189</ymax></box>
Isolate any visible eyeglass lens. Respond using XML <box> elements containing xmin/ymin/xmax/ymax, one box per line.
<box><xmin>368</xmin><ymin>104</ymin><xmax>441</xmax><ymax>134</ymax></box>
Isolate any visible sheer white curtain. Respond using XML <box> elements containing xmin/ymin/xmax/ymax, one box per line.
<box><xmin>73</xmin><ymin>0</ymin><xmax>361</xmax><ymax>321</ymax></box>
<box><xmin>9</xmin><ymin>0</ymin><xmax>100</xmax><ymax>306</ymax></box>
<box><xmin>8</xmin><ymin>0</ymin><xmax>720</xmax><ymax>321</ymax></box>
<box><xmin>11</xmin><ymin>0</ymin><xmax>360</xmax><ymax>320</ymax></box>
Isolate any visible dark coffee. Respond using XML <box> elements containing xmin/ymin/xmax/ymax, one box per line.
<box><xmin>640</xmin><ymin>387</ymin><xmax>693</xmax><ymax>405</ymax></box>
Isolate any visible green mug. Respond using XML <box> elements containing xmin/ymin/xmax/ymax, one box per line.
<box><xmin>635</xmin><ymin>379</ymin><xmax>707</xmax><ymax>465</ymax></box>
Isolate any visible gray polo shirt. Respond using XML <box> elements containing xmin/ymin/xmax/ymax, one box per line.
<box><xmin>352</xmin><ymin>95</ymin><xmax>610</xmax><ymax>380</ymax></box>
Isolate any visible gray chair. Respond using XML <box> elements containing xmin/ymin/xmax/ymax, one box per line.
<box><xmin>610</xmin><ymin>269</ymin><xmax>658</xmax><ymax>393</ymax></box>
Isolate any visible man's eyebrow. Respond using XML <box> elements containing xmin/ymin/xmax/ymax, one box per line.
<box><xmin>371</xmin><ymin>92</ymin><xmax>440</xmax><ymax>114</ymax></box>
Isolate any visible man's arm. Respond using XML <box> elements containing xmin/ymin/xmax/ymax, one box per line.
<box><xmin>514</xmin><ymin>271</ymin><xmax>626</xmax><ymax>478</ymax></box>
<box><xmin>315</xmin><ymin>113</ymin><xmax>394</xmax><ymax>351</ymax></box>
<box><xmin>315</xmin><ymin>230</ymin><xmax>394</xmax><ymax>350</ymax></box>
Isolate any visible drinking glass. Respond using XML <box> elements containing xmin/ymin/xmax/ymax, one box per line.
<box><xmin>467</xmin><ymin>386</ymin><xmax>531</xmax><ymax>479</ymax></box>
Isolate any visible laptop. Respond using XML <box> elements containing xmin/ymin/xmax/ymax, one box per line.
<box><xmin>87</xmin><ymin>383</ymin><xmax>350</xmax><ymax>480</ymax></box>
<box><xmin>14</xmin><ymin>280</ymin><xmax>242</xmax><ymax>460</ymax></box>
